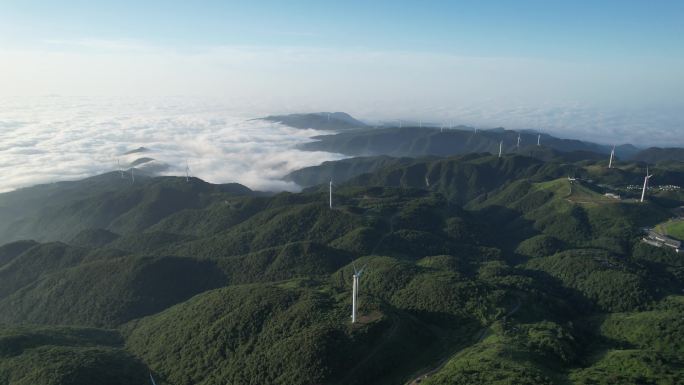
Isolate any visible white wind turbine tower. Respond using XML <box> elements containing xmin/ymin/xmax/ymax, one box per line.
<box><xmin>608</xmin><ymin>145</ymin><xmax>615</xmax><ymax>169</ymax></box>
<box><xmin>537</xmin><ymin>133</ymin><xmax>541</xmax><ymax>146</ymax></box>
<box><xmin>185</xmin><ymin>160</ymin><xmax>190</xmax><ymax>182</ymax></box>
<box><xmin>130</xmin><ymin>167</ymin><xmax>135</xmax><ymax>184</ymax></box>
<box><xmin>517</xmin><ymin>133</ymin><xmax>521</xmax><ymax>149</ymax></box>
<box><xmin>640</xmin><ymin>167</ymin><xmax>653</xmax><ymax>203</ymax></box>
<box><xmin>498</xmin><ymin>140</ymin><xmax>503</xmax><ymax>158</ymax></box>
<box><xmin>351</xmin><ymin>264</ymin><xmax>366</xmax><ymax>324</ymax></box>
<box><xmin>117</xmin><ymin>159</ymin><xmax>124</xmax><ymax>178</ymax></box>
<box><xmin>329</xmin><ymin>179</ymin><xmax>333</xmax><ymax>209</ymax></box>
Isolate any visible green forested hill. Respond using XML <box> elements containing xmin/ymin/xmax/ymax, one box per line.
<box><xmin>632</xmin><ymin>147</ymin><xmax>684</xmax><ymax>163</ymax></box>
<box><xmin>0</xmin><ymin>327</ymin><xmax>147</xmax><ymax>385</ymax></box>
<box><xmin>1</xmin><ymin>153</ymin><xmax>683</xmax><ymax>385</ymax></box>
<box><xmin>299</xmin><ymin>126</ymin><xmax>614</xmax><ymax>159</ymax></box>
<box><xmin>270</xmin><ymin>112</ymin><xmax>678</xmax><ymax>164</ymax></box>
<box><xmin>262</xmin><ymin>112</ymin><xmax>368</xmax><ymax>130</ymax></box>
<box><xmin>289</xmin><ymin>153</ymin><xmax>684</xmax><ymax>195</ymax></box>
<box><xmin>284</xmin><ymin>156</ymin><xmax>418</xmax><ymax>187</ymax></box>
<box><xmin>0</xmin><ymin>174</ymin><xmax>255</xmax><ymax>245</ymax></box>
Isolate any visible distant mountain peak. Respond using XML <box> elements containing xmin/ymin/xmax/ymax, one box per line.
<box><xmin>123</xmin><ymin>147</ymin><xmax>151</xmax><ymax>155</ymax></box>
<box><xmin>261</xmin><ymin>112</ymin><xmax>367</xmax><ymax>130</ymax></box>
<box><xmin>632</xmin><ymin>147</ymin><xmax>684</xmax><ymax>163</ymax></box>
<box><xmin>130</xmin><ymin>157</ymin><xmax>155</xmax><ymax>167</ymax></box>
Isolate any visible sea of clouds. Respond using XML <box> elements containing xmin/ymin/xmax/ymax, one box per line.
<box><xmin>0</xmin><ymin>96</ymin><xmax>346</xmax><ymax>193</ymax></box>
<box><xmin>1</xmin><ymin>95</ymin><xmax>683</xmax><ymax>194</ymax></box>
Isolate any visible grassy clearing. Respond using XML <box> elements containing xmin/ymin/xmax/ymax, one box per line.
<box><xmin>534</xmin><ymin>179</ymin><xmax>617</xmax><ymax>207</ymax></box>
<box><xmin>657</xmin><ymin>219</ymin><xmax>684</xmax><ymax>241</ymax></box>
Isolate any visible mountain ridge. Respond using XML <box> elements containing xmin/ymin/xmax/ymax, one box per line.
<box><xmin>268</xmin><ymin>112</ymin><xmax>684</xmax><ymax>163</ymax></box>
<box><xmin>1</xmin><ymin>144</ymin><xmax>683</xmax><ymax>385</ymax></box>
<box><xmin>261</xmin><ymin>112</ymin><xmax>367</xmax><ymax>131</ymax></box>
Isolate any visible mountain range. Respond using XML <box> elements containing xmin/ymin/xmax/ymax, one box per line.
<box><xmin>263</xmin><ymin>112</ymin><xmax>683</xmax><ymax>164</ymax></box>
<box><xmin>1</xmin><ymin>113</ymin><xmax>684</xmax><ymax>385</ymax></box>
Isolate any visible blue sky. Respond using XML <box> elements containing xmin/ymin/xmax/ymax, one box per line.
<box><xmin>1</xmin><ymin>1</ymin><xmax>683</xmax><ymax>144</ymax></box>
<box><xmin>2</xmin><ymin>1</ymin><xmax>683</xmax><ymax>56</ymax></box>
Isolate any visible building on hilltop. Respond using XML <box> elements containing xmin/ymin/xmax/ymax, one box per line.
<box><xmin>643</xmin><ymin>230</ymin><xmax>681</xmax><ymax>253</ymax></box>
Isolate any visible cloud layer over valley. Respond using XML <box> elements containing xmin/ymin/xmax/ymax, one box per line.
<box><xmin>0</xmin><ymin>96</ymin><xmax>345</xmax><ymax>193</ymax></box>
<box><xmin>1</xmin><ymin>94</ymin><xmax>683</xmax><ymax>194</ymax></box>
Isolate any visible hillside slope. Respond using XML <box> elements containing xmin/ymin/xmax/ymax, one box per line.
<box><xmin>0</xmin><ymin>153</ymin><xmax>682</xmax><ymax>385</ymax></box>
<box><xmin>0</xmin><ymin>175</ymin><xmax>254</xmax><ymax>244</ymax></box>
<box><xmin>262</xmin><ymin>112</ymin><xmax>367</xmax><ymax>131</ymax></box>
<box><xmin>300</xmin><ymin>127</ymin><xmax>614</xmax><ymax>159</ymax></box>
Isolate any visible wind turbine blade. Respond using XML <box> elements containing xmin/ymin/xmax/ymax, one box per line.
<box><xmin>149</xmin><ymin>373</ymin><xmax>158</xmax><ymax>385</ymax></box>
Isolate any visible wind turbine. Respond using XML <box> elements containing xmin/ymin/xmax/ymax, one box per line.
<box><xmin>498</xmin><ymin>140</ymin><xmax>503</xmax><ymax>158</ymax></box>
<box><xmin>640</xmin><ymin>167</ymin><xmax>653</xmax><ymax>203</ymax></box>
<box><xmin>131</xmin><ymin>167</ymin><xmax>135</xmax><ymax>184</ymax></box>
<box><xmin>329</xmin><ymin>179</ymin><xmax>333</xmax><ymax>209</ymax></box>
<box><xmin>185</xmin><ymin>160</ymin><xmax>190</xmax><ymax>182</ymax></box>
<box><xmin>608</xmin><ymin>145</ymin><xmax>615</xmax><ymax>169</ymax></box>
<box><xmin>117</xmin><ymin>158</ymin><xmax>124</xmax><ymax>178</ymax></box>
<box><xmin>351</xmin><ymin>264</ymin><xmax>367</xmax><ymax>324</ymax></box>
<box><xmin>537</xmin><ymin>133</ymin><xmax>541</xmax><ymax>146</ymax></box>
<box><xmin>517</xmin><ymin>133</ymin><xmax>521</xmax><ymax>149</ymax></box>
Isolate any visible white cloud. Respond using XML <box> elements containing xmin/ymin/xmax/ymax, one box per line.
<box><xmin>2</xmin><ymin>40</ymin><xmax>681</xmax><ymax>146</ymax></box>
<box><xmin>42</xmin><ymin>38</ymin><xmax>154</xmax><ymax>53</ymax></box>
<box><xmin>392</xmin><ymin>102</ymin><xmax>684</xmax><ymax>147</ymax></box>
<box><xmin>0</xmin><ymin>95</ymin><xmax>683</xmax><ymax>196</ymax></box>
<box><xmin>2</xmin><ymin>40</ymin><xmax>682</xmax><ymax>109</ymax></box>
<box><xmin>0</xmin><ymin>96</ymin><xmax>345</xmax><ymax>193</ymax></box>
<box><xmin>0</xmin><ymin>40</ymin><xmax>682</xmax><ymax>189</ymax></box>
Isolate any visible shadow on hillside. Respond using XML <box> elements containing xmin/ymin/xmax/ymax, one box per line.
<box><xmin>468</xmin><ymin>205</ymin><xmax>539</xmax><ymax>251</ymax></box>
